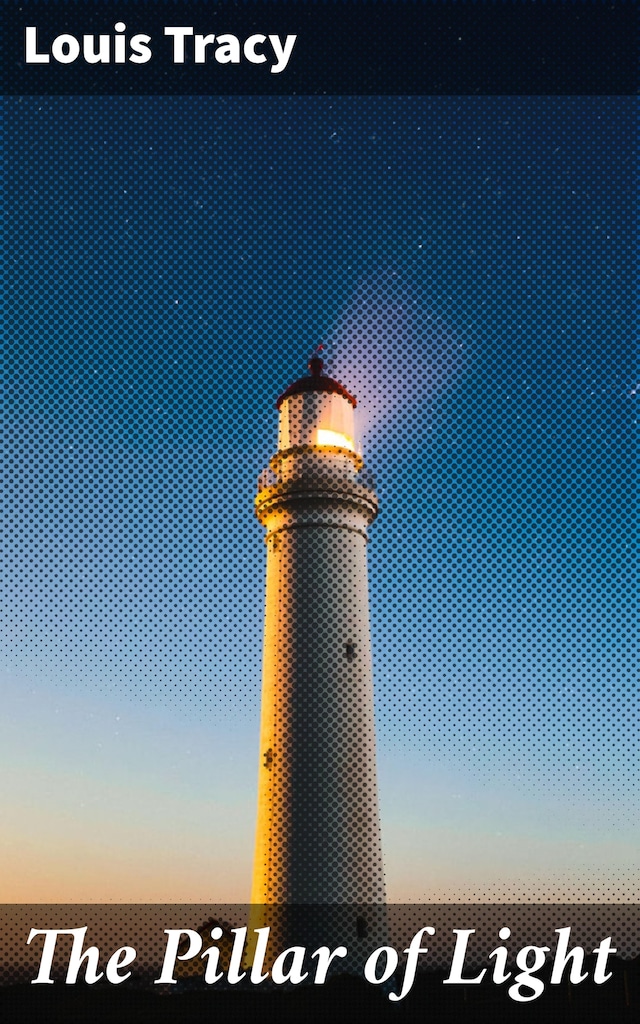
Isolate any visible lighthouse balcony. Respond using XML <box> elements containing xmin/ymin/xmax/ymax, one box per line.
<box><xmin>255</xmin><ymin>475</ymin><xmax>378</xmax><ymax>530</ymax></box>
<box><xmin>257</xmin><ymin>466</ymin><xmax>278</xmax><ymax>491</ymax></box>
<box><xmin>257</xmin><ymin>457</ymin><xmax>375</xmax><ymax>495</ymax></box>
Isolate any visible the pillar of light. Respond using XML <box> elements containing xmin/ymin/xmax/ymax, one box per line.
<box><xmin>249</xmin><ymin>352</ymin><xmax>385</xmax><ymax>955</ymax></box>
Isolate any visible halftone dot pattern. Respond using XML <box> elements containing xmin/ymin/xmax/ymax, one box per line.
<box><xmin>2</xmin><ymin>95</ymin><xmax>637</xmax><ymax>906</ymax></box>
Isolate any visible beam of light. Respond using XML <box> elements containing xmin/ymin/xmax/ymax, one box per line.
<box><xmin>328</xmin><ymin>269</ymin><xmax>463</xmax><ymax>440</ymax></box>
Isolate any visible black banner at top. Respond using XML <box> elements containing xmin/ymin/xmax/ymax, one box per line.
<box><xmin>1</xmin><ymin>0</ymin><xmax>638</xmax><ymax>96</ymax></box>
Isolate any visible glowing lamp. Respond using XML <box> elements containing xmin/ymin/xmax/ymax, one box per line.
<box><xmin>316</xmin><ymin>428</ymin><xmax>355</xmax><ymax>451</ymax></box>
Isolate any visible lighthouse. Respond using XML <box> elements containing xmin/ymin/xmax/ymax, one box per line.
<box><xmin>249</xmin><ymin>351</ymin><xmax>385</xmax><ymax>951</ymax></box>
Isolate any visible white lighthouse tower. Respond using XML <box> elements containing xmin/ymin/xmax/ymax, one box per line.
<box><xmin>249</xmin><ymin>351</ymin><xmax>385</xmax><ymax>950</ymax></box>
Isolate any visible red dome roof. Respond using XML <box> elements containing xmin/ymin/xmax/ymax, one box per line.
<box><xmin>275</xmin><ymin>357</ymin><xmax>357</xmax><ymax>410</ymax></box>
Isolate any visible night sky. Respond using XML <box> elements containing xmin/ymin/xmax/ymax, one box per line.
<box><xmin>2</xmin><ymin>94</ymin><xmax>637</xmax><ymax>903</ymax></box>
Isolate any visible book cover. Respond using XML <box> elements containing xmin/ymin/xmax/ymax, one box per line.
<box><xmin>1</xmin><ymin>1</ymin><xmax>637</xmax><ymax>1019</ymax></box>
